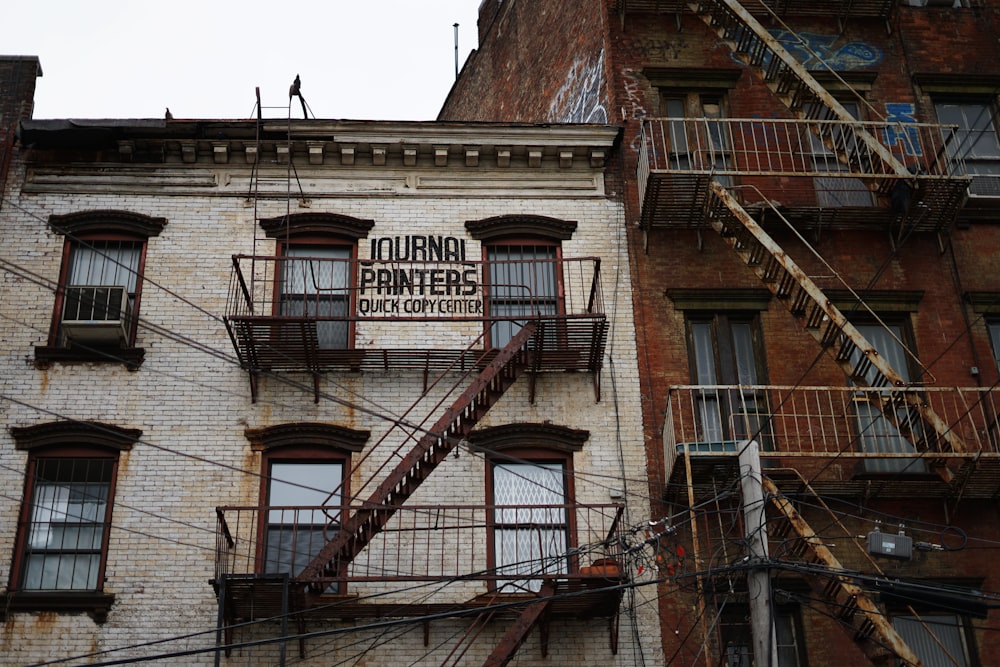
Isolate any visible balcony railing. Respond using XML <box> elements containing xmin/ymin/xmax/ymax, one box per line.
<box><xmin>213</xmin><ymin>503</ymin><xmax>625</xmax><ymax>621</ymax></box>
<box><xmin>663</xmin><ymin>385</ymin><xmax>1000</xmax><ymax>495</ymax></box>
<box><xmin>215</xmin><ymin>503</ymin><xmax>624</xmax><ymax>584</ymax></box>
<box><xmin>224</xmin><ymin>255</ymin><xmax>608</xmax><ymax>375</ymax></box>
<box><xmin>616</xmin><ymin>0</ymin><xmax>896</xmax><ymax>20</ymax></box>
<box><xmin>638</xmin><ymin>117</ymin><xmax>972</xmax><ymax>232</ymax></box>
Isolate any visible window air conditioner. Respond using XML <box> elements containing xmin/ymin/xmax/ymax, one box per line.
<box><xmin>61</xmin><ymin>285</ymin><xmax>131</xmax><ymax>345</ymax></box>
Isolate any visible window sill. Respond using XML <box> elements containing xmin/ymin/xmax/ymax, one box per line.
<box><xmin>34</xmin><ymin>345</ymin><xmax>145</xmax><ymax>369</ymax></box>
<box><xmin>1</xmin><ymin>591</ymin><xmax>116</xmax><ymax>623</ymax></box>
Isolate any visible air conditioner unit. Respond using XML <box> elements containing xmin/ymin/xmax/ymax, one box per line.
<box><xmin>61</xmin><ymin>285</ymin><xmax>131</xmax><ymax>345</ymax></box>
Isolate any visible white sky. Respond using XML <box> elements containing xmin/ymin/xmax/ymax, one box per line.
<box><xmin>5</xmin><ymin>1</ymin><xmax>482</xmax><ymax>121</ymax></box>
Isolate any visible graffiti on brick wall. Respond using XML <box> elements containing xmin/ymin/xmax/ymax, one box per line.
<box><xmin>622</xmin><ymin>69</ymin><xmax>649</xmax><ymax>119</ymax></box>
<box><xmin>549</xmin><ymin>49</ymin><xmax>608</xmax><ymax>123</ymax></box>
<box><xmin>883</xmin><ymin>102</ymin><xmax>924</xmax><ymax>157</ymax></box>
<box><xmin>733</xmin><ymin>31</ymin><xmax>883</xmax><ymax>71</ymax></box>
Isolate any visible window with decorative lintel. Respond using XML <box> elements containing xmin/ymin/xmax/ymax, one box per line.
<box><xmin>468</xmin><ymin>423</ymin><xmax>587</xmax><ymax>593</ymax></box>
<box><xmin>35</xmin><ymin>210</ymin><xmax>167</xmax><ymax>369</ymax></box>
<box><xmin>245</xmin><ymin>422</ymin><xmax>369</xmax><ymax>592</ymax></box>
<box><xmin>260</xmin><ymin>213</ymin><xmax>374</xmax><ymax>350</ymax></box>
<box><xmin>466</xmin><ymin>215</ymin><xmax>576</xmax><ymax>348</ymax></box>
<box><xmin>6</xmin><ymin>420</ymin><xmax>141</xmax><ymax>623</ymax></box>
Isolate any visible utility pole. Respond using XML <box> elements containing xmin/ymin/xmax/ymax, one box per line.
<box><xmin>739</xmin><ymin>439</ymin><xmax>777</xmax><ymax>667</ymax></box>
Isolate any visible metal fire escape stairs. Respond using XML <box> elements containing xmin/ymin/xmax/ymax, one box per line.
<box><xmin>682</xmin><ymin>0</ymin><xmax>968</xmax><ymax>477</ymax></box>
<box><xmin>298</xmin><ymin>322</ymin><xmax>537</xmax><ymax>586</ymax></box>
<box><xmin>292</xmin><ymin>323</ymin><xmax>563</xmax><ymax>665</ymax></box>
<box><xmin>763</xmin><ymin>477</ymin><xmax>925</xmax><ymax>667</ymax></box>
<box><xmin>678</xmin><ymin>3</ymin><xmax>967</xmax><ymax>664</ymax></box>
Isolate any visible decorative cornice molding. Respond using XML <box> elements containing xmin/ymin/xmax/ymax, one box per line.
<box><xmin>10</xmin><ymin>420</ymin><xmax>141</xmax><ymax>451</ymax></box>
<box><xmin>465</xmin><ymin>215</ymin><xmax>577</xmax><ymax>241</ymax></box>
<box><xmin>467</xmin><ymin>423</ymin><xmax>589</xmax><ymax>453</ymax></box>
<box><xmin>259</xmin><ymin>212</ymin><xmax>375</xmax><ymax>240</ymax></box>
<box><xmin>244</xmin><ymin>422</ymin><xmax>370</xmax><ymax>453</ymax></box>
<box><xmin>48</xmin><ymin>210</ymin><xmax>167</xmax><ymax>238</ymax></box>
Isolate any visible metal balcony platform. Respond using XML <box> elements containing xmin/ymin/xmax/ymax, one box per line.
<box><xmin>662</xmin><ymin>385</ymin><xmax>1000</xmax><ymax>501</ymax></box>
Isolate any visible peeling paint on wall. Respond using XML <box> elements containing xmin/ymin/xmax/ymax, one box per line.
<box><xmin>549</xmin><ymin>49</ymin><xmax>608</xmax><ymax>123</ymax></box>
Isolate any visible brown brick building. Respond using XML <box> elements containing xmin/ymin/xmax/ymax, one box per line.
<box><xmin>443</xmin><ymin>2</ymin><xmax>1000</xmax><ymax>665</ymax></box>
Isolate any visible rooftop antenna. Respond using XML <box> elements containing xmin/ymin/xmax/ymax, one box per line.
<box><xmin>454</xmin><ymin>23</ymin><xmax>460</xmax><ymax>79</ymax></box>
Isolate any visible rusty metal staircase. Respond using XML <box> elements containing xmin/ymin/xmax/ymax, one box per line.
<box><xmin>763</xmin><ymin>477</ymin><xmax>924</xmax><ymax>666</ymax></box>
<box><xmin>705</xmin><ymin>182</ymin><xmax>967</xmax><ymax>473</ymax></box>
<box><xmin>297</xmin><ymin>322</ymin><xmax>537</xmax><ymax>585</ymax></box>
<box><xmin>686</xmin><ymin>0</ymin><xmax>969</xmax><ymax>233</ymax></box>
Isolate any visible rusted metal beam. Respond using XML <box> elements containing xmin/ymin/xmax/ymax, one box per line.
<box><xmin>763</xmin><ymin>478</ymin><xmax>924</xmax><ymax>667</ymax></box>
<box><xmin>482</xmin><ymin>582</ymin><xmax>556</xmax><ymax>667</ymax></box>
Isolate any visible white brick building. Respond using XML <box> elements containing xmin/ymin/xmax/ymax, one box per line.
<box><xmin>0</xmin><ymin>114</ymin><xmax>664</xmax><ymax>665</ymax></box>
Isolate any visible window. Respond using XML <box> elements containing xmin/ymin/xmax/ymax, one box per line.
<box><xmin>7</xmin><ymin>421</ymin><xmax>140</xmax><ymax>621</ymax></box>
<box><xmin>893</xmin><ymin>614</ymin><xmax>973</xmax><ymax>666</ymax></box>
<box><xmin>806</xmin><ymin>99</ymin><xmax>876</xmax><ymax>207</ymax></box>
<box><xmin>469</xmin><ymin>423</ymin><xmax>588</xmax><ymax>594</ymax></box>
<box><xmin>264</xmin><ymin>459</ymin><xmax>343</xmax><ymax>582</ymax></box>
<box><xmin>466</xmin><ymin>215</ymin><xmax>577</xmax><ymax>350</ymax></box>
<box><xmin>260</xmin><ymin>212</ymin><xmax>374</xmax><ymax>352</ymax></box>
<box><xmin>935</xmin><ymin>98</ymin><xmax>1000</xmax><ymax>197</ymax></box>
<box><xmin>663</xmin><ymin>92</ymin><xmax>733</xmax><ymax>185</ymax></box>
<box><xmin>280</xmin><ymin>244</ymin><xmax>351</xmax><ymax>349</ymax></box>
<box><xmin>849</xmin><ymin>321</ymin><xmax>928</xmax><ymax>474</ymax></box>
<box><xmin>719</xmin><ymin>607</ymin><xmax>806</xmax><ymax>667</ymax></box>
<box><xmin>484</xmin><ymin>242</ymin><xmax>561</xmax><ymax>348</ymax></box>
<box><xmin>686</xmin><ymin>312</ymin><xmax>770</xmax><ymax>445</ymax></box>
<box><xmin>246</xmin><ymin>423</ymin><xmax>368</xmax><ymax>591</ymax></box>
<box><xmin>36</xmin><ymin>211</ymin><xmax>166</xmax><ymax>367</ymax></box>
<box><xmin>988</xmin><ymin>321</ymin><xmax>1000</xmax><ymax>375</ymax></box>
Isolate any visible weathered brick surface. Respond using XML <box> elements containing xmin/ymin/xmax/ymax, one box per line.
<box><xmin>446</xmin><ymin>1</ymin><xmax>1000</xmax><ymax>664</ymax></box>
<box><xmin>0</xmin><ymin>124</ymin><xmax>661</xmax><ymax>665</ymax></box>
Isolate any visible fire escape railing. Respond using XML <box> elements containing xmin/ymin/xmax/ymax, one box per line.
<box><xmin>663</xmin><ymin>384</ymin><xmax>1000</xmax><ymax>475</ymax></box>
<box><xmin>223</xmin><ymin>255</ymin><xmax>609</xmax><ymax>380</ymax></box>
<box><xmin>638</xmin><ymin>117</ymin><xmax>966</xmax><ymax>208</ymax></box>
<box><xmin>214</xmin><ymin>503</ymin><xmax>625</xmax><ymax>587</ymax></box>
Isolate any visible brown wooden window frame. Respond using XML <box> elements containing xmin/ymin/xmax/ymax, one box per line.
<box><xmin>470</xmin><ymin>423</ymin><xmax>587</xmax><ymax>593</ymax></box>
<box><xmin>6</xmin><ymin>420</ymin><xmax>140</xmax><ymax>623</ymax></box>
<box><xmin>260</xmin><ymin>213</ymin><xmax>375</xmax><ymax>352</ymax></box>
<box><xmin>246</xmin><ymin>422</ymin><xmax>368</xmax><ymax>593</ymax></box>
<box><xmin>34</xmin><ymin>210</ymin><xmax>167</xmax><ymax>369</ymax></box>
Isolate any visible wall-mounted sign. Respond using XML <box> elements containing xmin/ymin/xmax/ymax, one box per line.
<box><xmin>359</xmin><ymin>235</ymin><xmax>484</xmax><ymax>317</ymax></box>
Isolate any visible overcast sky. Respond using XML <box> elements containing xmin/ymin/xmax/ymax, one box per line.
<box><xmin>6</xmin><ymin>1</ymin><xmax>482</xmax><ymax>121</ymax></box>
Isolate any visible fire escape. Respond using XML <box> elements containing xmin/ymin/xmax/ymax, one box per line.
<box><xmin>215</xmin><ymin>126</ymin><xmax>622</xmax><ymax>664</ymax></box>
<box><xmin>628</xmin><ymin>1</ymin><xmax>994</xmax><ymax>665</ymax></box>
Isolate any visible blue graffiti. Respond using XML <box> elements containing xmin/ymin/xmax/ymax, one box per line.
<box><xmin>883</xmin><ymin>103</ymin><xmax>924</xmax><ymax>157</ymax></box>
<box><xmin>731</xmin><ymin>31</ymin><xmax>883</xmax><ymax>71</ymax></box>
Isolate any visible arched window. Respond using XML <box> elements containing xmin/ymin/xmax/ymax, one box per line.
<box><xmin>469</xmin><ymin>423</ymin><xmax>587</xmax><ymax>593</ymax></box>
<box><xmin>246</xmin><ymin>423</ymin><xmax>368</xmax><ymax>590</ymax></box>
<box><xmin>466</xmin><ymin>216</ymin><xmax>576</xmax><ymax>348</ymax></box>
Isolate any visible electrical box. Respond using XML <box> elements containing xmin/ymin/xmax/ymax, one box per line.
<box><xmin>867</xmin><ymin>531</ymin><xmax>913</xmax><ymax>560</ymax></box>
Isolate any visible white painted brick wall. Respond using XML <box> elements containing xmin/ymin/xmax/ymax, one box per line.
<box><xmin>0</xmin><ymin>146</ymin><xmax>662</xmax><ymax>666</ymax></box>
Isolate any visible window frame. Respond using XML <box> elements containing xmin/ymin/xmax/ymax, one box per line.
<box><xmin>260</xmin><ymin>213</ymin><xmax>374</xmax><ymax>352</ymax></box>
<box><xmin>933</xmin><ymin>96</ymin><xmax>1000</xmax><ymax>198</ymax></box>
<box><xmin>35</xmin><ymin>211</ymin><xmax>166</xmax><ymax>368</ymax></box>
<box><xmin>246</xmin><ymin>423</ymin><xmax>368</xmax><ymax>593</ymax></box>
<box><xmin>6</xmin><ymin>421</ymin><xmax>140</xmax><ymax>622</ymax></box>
<box><xmin>847</xmin><ymin>314</ymin><xmax>931</xmax><ymax>476</ymax></box>
<box><xmin>275</xmin><ymin>236</ymin><xmax>357</xmax><ymax>350</ymax></box>
<box><xmin>683</xmin><ymin>310</ymin><xmax>771</xmax><ymax>446</ymax></box>
<box><xmin>718</xmin><ymin>603</ymin><xmax>808</xmax><ymax>667</ymax></box>
<box><xmin>482</xmin><ymin>237</ymin><xmax>565</xmax><ymax>349</ymax></box>
<box><xmin>469</xmin><ymin>423</ymin><xmax>588</xmax><ymax>594</ymax></box>
<box><xmin>465</xmin><ymin>215</ymin><xmax>577</xmax><ymax>350</ymax></box>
